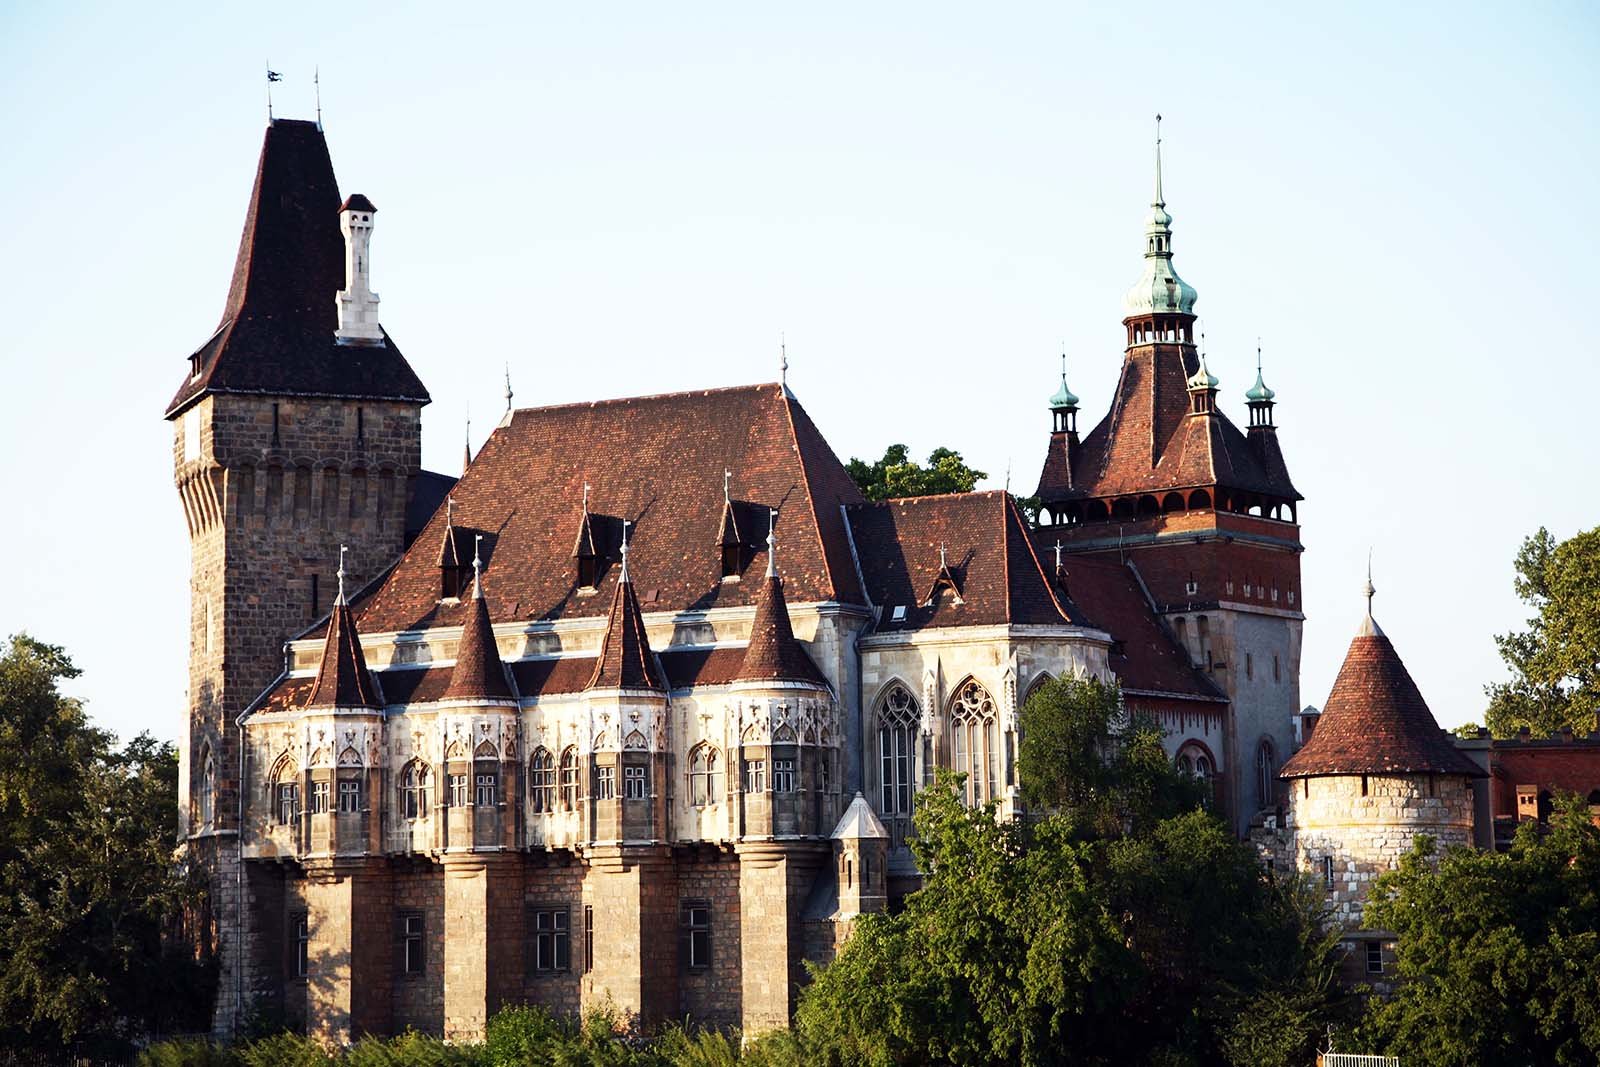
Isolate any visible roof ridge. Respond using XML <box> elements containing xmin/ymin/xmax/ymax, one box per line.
<box><xmin>510</xmin><ymin>381</ymin><xmax>781</xmax><ymax>419</ymax></box>
<box><xmin>780</xmin><ymin>388</ymin><xmax>846</xmax><ymax>603</ymax></box>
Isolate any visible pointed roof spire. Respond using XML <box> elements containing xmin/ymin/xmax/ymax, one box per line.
<box><xmin>780</xmin><ymin>332</ymin><xmax>790</xmax><ymax>394</ymax></box>
<box><xmin>306</xmin><ymin>545</ymin><xmax>381</xmax><ymax>708</ymax></box>
<box><xmin>1246</xmin><ymin>339</ymin><xmax>1276</xmax><ymax>402</ymax></box>
<box><xmin>442</xmin><ymin>533</ymin><xmax>514</xmax><ymax>702</ymax></box>
<box><xmin>1359</xmin><ymin>551</ymin><xmax>1382</xmax><ymax>636</ymax></box>
<box><xmin>1123</xmin><ymin>114</ymin><xmax>1196</xmax><ymax>317</ymax></box>
<box><xmin>1153</xmin><ymin>112</ymin><xmax>1165</xmax><ymax>207</ymax></box>
<box><xmin>735</xmin><ymin>520</ymin><xmax>828</xmax><ymax>686</ymax></box>
<box><xmin>1049</xmin><ymin>347</ymin><xmax>1080</xmax><ymax>409</ymax></box>
<box><xmin>585</xmin><ymin>524</ymin><xmax>664</xmax><ymax>692</ymax></box>
<box><xmin>1187</xmin><ymin>331</ymin><xmax>1220</xmax><ymax>392</ymax></box>
<box><xmin>1279</xmin><ymin>566</ymin><xmax>1481</xmax><ymax>779</ymax></box>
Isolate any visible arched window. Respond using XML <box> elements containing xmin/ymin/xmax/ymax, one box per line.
<box><xmin>559</xmin><ymin>748</ymin><xmax>579</xmax><ymax>811</ymax></box>
<box><xmin>689</xmin><ymin>744</ymin><xmax>723</xmax><ymax>808</ymax></box>
<box><xmin>197</xmin><ymin>744</ymin><xmax>216</xmax><ymax>830</ymax></box>
<box><xmin>271</xmin><ymin>757</ymin><xmax>299</xmax><ymax>826</ymax></box>
<box><xmin>401</xmin><ymin>761</ymin><xmax>430</xmax><ymax>820</ymax></box>
<box><xmin>949</xmin><ymin>679</ymin><xmax>998</xmax><ymax>806</ymax></box>
<box><xmin>878</xmin><ymin>685</ymin><xmax>920</xmax><ymax>819</ymax></box>
<box><xmin>1176</xmin><ymin>743</ymin><xmax>1214</xmax><ymax>798</ymax></box>
<box><xmin>1256</xmin><ymin>739</ymin><xmax>1277</xmax><ymax>810</ymax></box>
<box><xmin>529</xmin><ymin>748</ymin><xmax>555</xmax><ymax>814</ymax></box>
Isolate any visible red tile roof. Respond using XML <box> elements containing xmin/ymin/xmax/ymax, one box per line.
<box><xmin>586</xmin><ymin>575</ymin><xmax>665</xmax><ymax>691</ymax></box>
<box><xmin>441</xmin><ymin>583</ymin><xmax>514</xmax><ymax>701</ymax></box>
<box><xmin>847</xmin><ymin>492</ymin><xmax>1074</xmax><ymax>630</ymax></box>
<box><xmin>165</xmin><ymin>120</ymin><xmax>429</xmax><ymax>418</ymax></box>
<box><xmin>1280</xmin><ymin>619</ymin><xmax>1483</xmax><ymax>778</ymax></box>
<box><xmin>348</xmin><ymin>383</ymin><xmax>866</xmax><ymax>634</ymax></box>
<box><xmin>305</xmin><ymin>601</ymin><xmax>381</xmax><ymax>708</ymax></box>
<box><xmin>659</xmin><ymin>648</ymin><xmax>749</xmax><ymax>689</ymax></box>
<box><xmin>1034</xmin><ymin>345</ymin><xmax>1298</xmax><ymax>504</ymax></box>
<box><xmin>736</xmin><ymin>573</ymin><xmax>828</xmax><ymax>686</ymax></box>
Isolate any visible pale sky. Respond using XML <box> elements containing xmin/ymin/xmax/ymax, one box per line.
<box><xmin>2</xmin><ymin>2</ymin><xmax>1596</xmax><ymax>743</ymax></box>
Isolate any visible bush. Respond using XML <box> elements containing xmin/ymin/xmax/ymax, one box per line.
<box><xmin>138</xmin><ymin>1038</ymin><xmax>238</xmax><ymax>1067</ymax></box>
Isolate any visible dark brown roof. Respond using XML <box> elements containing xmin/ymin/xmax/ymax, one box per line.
<box><xmin>441</xmin><ymin>583</ymin><xmax>514</xmax><ymax>701</ymax></box>
<box><xmin>847</xmin><ymin>492</ymin><xmax>1074</xmax><ymax>631</ymax></box>
<box><xmin>348</xmin><ymin>383</ymin><xmax>866</xmax><ymax>634</ymax></box>
<box><xmin>586</xmin><ymin>574</ymin><xmax>664</xmax><ymax>691</ymax></box>
<box><xmin>660</xmin><ymin>647</ymin><xmax>748</xmax><ymax>689</ymax></box>
<box><xmin>1035</xmin><ymin>344</ymin><xmax>1298</xmax><ymax>504</ymax></box>
<box><xmin>1280</xmin><ymin>619</ymin><xmax>1484</xmax><ymax>778</ymax></box>
<box><xmin>165</xmin><ymin>120</ymin><xmax>429</xmax><ymax>418</ymax></box>
<box><xmin>341</xmin><ymin>193</ymin><xmax>376</xmax><ymax>213</ymax></box>
<box><xmin>305</xmin><ymin>601</ymin><xmax>381</xmax><ymax>708</ymax></box>
<box><xmin>1043</xmin><ymin>549</ymin><xmax>1226</xmax><ymax>703</ymax></box>
<box><xmin>736</xmin><ymin>573</ymin><xmax>828</xmax><ymax>686</ymax></box>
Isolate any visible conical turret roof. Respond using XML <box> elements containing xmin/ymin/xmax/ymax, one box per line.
<box><xmin>306</xmin><ymin>596</ymin><xmax>381</xmax><ymax>709</ymax></box>
<box><xmin>442</xmin><ymin>563</ymin><xmax>514</xmax><ymax>702</ymax></box>
<box><xmin>1280</xmin><ymin>590</ymin><xmax>1481</xmax><ymax>779</ymax></box>
<box><xmin>585</xmin><ymin>547</ymin><xmax>664</xmax><ymax>692</ymax></box>
<box><xmin>735</xmin><ymin>532</ymin><xmax>828</xmax><ymax>686</ymax></box>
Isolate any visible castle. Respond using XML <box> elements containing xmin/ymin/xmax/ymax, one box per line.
<box><xmin>168</xmin><ymin>117</ymin><xmax>1313</xmax><ymax>1041</ymax></box>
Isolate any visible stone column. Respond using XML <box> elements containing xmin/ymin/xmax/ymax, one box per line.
<box><xmin>302</xmin><ymin>860</ymin><xmax>392</xmax><ymax>1043</ymax></box>
<box><xmin>734</xmin><ymin>841</ymin><xmax>828</xmax><ymax>1036</ymax></box>
<box><xmin>440</xmin><ymin>854</ymin><xmax>522</xmax><ymax>1041</ymax></box>
<box><xmin>581</xmin><ymin>845</ymin><xmax>677</xmax><ymax>1027</ymax></box>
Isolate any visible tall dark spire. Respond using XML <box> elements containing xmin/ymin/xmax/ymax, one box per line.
<box><xmin>734</xmin><ymin>526</ymin><xmax>827</xmax><ymax>686</ymax></box>
<box><xmin>586</xmin><ymin>530</ymin><xmax>664</xmax><ymax>692</ymax></box>
<box><xmin>305</xmin><ymin>546</ymin><xmax>381</xmax><ymax>708</ymax></box>
<box><xmin>443</xmin><ymin>535</ymin><xmax>514</xmax><ymax>702</ymax></box>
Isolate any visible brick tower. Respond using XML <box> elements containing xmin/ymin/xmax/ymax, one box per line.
<box><xmin>165</xmin><ymin>118</ymin><xmax>430</xmax><ymax>1034</ymax></box>
<box><xmin>1033</xmin><ymin>120</ymin><xmax>1303</xmax><ymax>833</ymax></box>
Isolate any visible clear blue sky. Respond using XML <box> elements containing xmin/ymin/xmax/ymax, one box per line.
<box><xmin>2</xmin><ymin>2</ymin><xmax>1595</xmax><ymax>743</ymax></box>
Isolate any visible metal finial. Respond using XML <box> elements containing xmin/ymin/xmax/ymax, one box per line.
<box><xmin>620</xmin><ymin>520</ymin><xmax>632</xmax><ymax>583</ymax></box>
<box><xmin>582</xmin><ymin>482</ymin><xmax>591</xmax><ymax>512</ymax></box>
<box><xmin>766</xmin><ymin>509</ymin><xmax>779</xmax><ymax>579</ymax></box>
<box><xmin>724</xmin><ymin>468</ymin><xmax>732</xmax><ymax>506</ymax></box>
<box><xmin>780</xmin><ymin>333</ymin><xmax>788</xmax><ymax>389</ymax></box>
<box><xmin>266</xmin><ymin>64</ymin><xmax>282</xmax><ymax>121</ymax></box>
<box><xmin>1257</xmin><ymin>337</ymin><xmax>1263</xmax><ymax>375</ymax></box>
<box><xmin>1153</xmin><ymin>113</ymin><xmax>1164</xmax><ymax>206</ymax></box>
<box><xmin>939</xmin><ymin>541</ymin><xmax>947</xmax><ymax>569</ymax></box>
<box><xmin>472</xmin><ymin>534</ymin><xmax>484</xmax><ymax>598</ymax></box>
<box><xmin>1364</xmin><ymin>550</ymin><xmax>1375</xmax><ymax>616</ymax></box>
<box><xmin>463</xmin><ymin>410</ymin><xmax>472</xmax><ymax>473</ymax></box>
<box><xmin>1053</xmin><ymin>540</ymin><xmax>1064</xmax><ymax>571</ymax></box>
<box><xmin>336</xmin><ymin>543</ymin><xmax>348</xmax><ymax>604</ymax></box>
<box><xmin>445</xmin><ymin>495</ymin><xmax>454</xmax><ymax>528</ymax></box>
<box><xmin>1060</xmin><ymin>346</ymin><xmax>1068</xmax><ymax>384</ymax></box>
<box><xmin>314</xmin><ymin>66</ymin><xmax>322</xmax><ymax>129</ymax></box>
<box><xmin>504</xmin><ymin>364</ymin><xmax>513</xmax><ymax>413</ymax></box>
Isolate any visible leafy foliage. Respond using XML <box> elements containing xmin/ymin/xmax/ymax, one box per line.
<box><xmin>1358</xmin><ymin>797</ymin><xmax>1600</xmax><ymax>1066</ymax></box>
<box><xmin>1485</xmin><ymin>525</ymin><xmax>1600</xmax><ymax>737</ymax></box>
<box><xmin>787</xmin><ymin>677</ymin><xmax>1343</xmax><ymax>1066</ymax></box>
<box><xmin>845</xmin><ymin>444</ymin><xmax>987</xmax><ymax>501</ymax></box>
<box><xmin>0</xmin><ymin>634</ymin><xmax>210</xmax><ymax>1053</ymax></box>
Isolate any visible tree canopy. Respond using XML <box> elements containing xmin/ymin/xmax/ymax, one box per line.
<box><xmin>1485</xmin><ymin>525</ymin><xmax>1600</xmax><ymax>737</ymax></box>
<box><xmin>1358</xmin><ymin>797</ymin><xmax>1600</xmax><ymax>1066</ymax></box>
<box><xmin>789</xmin><ymin>677</ymin><xmax>1343</xmax><ymax>1066</ymax></box>
<box><xmin>0</xmin><ymin>634</ymin><xmax>210</xmax><ymax>1053</ymax></box>
<box><xmin>845</xmin><ymin>444</ymin><xmax>987</xmax><ymax>501</ymax></box>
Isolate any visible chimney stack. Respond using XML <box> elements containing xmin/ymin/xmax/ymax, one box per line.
<box><xmin>335</xmin><ymin>193</ymin><xmax>382</xmax><ymax>343</ymax></box>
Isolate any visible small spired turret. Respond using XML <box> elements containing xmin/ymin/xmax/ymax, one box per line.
<box><xmin>335</xmin><ymin>193</ymin><xmax>382</xmax><ymax>343</ymax></box>
<box><xmin>441</xmin><ymin>537</ymin><xmax>515</xmax><ymax>704</ymax></box>
<box><xmin>1186</xmin><ymin>337</ymin><xmax>1220</xmax><ymax>416</ymax></box>
<box><xmin>1048</xmin><ymin>349</ymin><xmax>1080</xmax><ymax>437</ymax></box>
<box><xmin>1123</xmin><ymin>116</ymin><xmax>1198</xmax><ymax>319</ymax></box>
<box><xmin>831</xmin><ymin>792</ymin><xmax>889</xmax><ymax>918</ymax></box>
<box><xmin>306</xmin><ymin>546</ymin><xmax>382</xmax><ymax>710</ymax></box>
<box><xmin>1245</xmin><ymin>343</ymin><xmax>1277</xmax><ymax>430</ymax></box>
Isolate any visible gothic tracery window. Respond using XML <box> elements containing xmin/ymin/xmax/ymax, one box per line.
<box><xmin>878</xmin><ymin>685</ymin><xmax>920</xmax><ymax>821</ymax></box>
<box><xmin>559</xmin><ymin>747</ymin><xmax>579</xmax><ymax>810</ymax></box>
<box><xmin>197</xmin><ymin>745</ymin><xmax>216</xmax><ymax>830</ymax></box>
<box><xmin>401</xmin><ymin>760</ymin><xmax>430</xmax><ymax>820</ymax></box>
<box><xmin>949</xmin><ymin>679</ymin><xmax>999</xmax><ymax>806</ymax></box>
<box><xmin>689</xmin><ymin>744</ymin><xmax>722</xmax><ymax>807</ymax></box>
<box><xmin>530</xmin><ymin>747</ymin><xmax>555</xmax><ymax>814</ymax></box>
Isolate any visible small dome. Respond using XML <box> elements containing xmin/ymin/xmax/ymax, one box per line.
<box><xmin>1145</xmin><ymin>203</ymin><xmax>1172</xmax><ymax>230</ymax></box>
<box><xmin>1245</xmin><ymin>368</ymin><xmax>1275</xmax><ymax>402</ymax></box>
<box><xmin>1124</xmin><ymin>259</ymin><xmax>1198</xmax><ymax>316</ymax></box>
<box><xmin>1049</xmin><ymin>377</ymin><xmax>1079</xmax><ymax>409</ymax></box>
<box><xmin>1187</xmin><ymin>354</ymin><xmax>1219</xmax><ymax>392</ymax></box>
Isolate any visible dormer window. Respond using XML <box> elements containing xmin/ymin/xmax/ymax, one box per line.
<box><xmin>720</xmin><ymin>543</ymin><xmax>741</xmax><ymax>580</ymax></box>
<box><xmin>577</xmin><ymin>554</ymin><xmax>598</xmax><ymax>589</ymax></box>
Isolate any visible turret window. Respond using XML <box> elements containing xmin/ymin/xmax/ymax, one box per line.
<box><xmin>530</xmin><ymin>748</ymin><xmax>555</xmax><ymax>813</ymax></box>
<box><xmin>623</xmin><ymin>764</ymin><xmax>648</xmax><ymax>800</ymax></box>
<box><xmin>338</xmin><ymin>778</ymin><xmax>361</xmax><ymax>813</ymax></box>
<box><xmin>311</xmin><ymin>780</ymin><xmax>330</xmax><ymax>815</ymax></box>
<box><xmin>401</xmin><ymin>761</ymin><xmax>429</xmax><ymax>820</ymax></box>
<box><xmin>450</xmin><ymin>774</ymin><xmax>469</xmax><ymax>807</ymax></box>
<box><xmin>277</xmin><ymin>782</ymin><xmax>299</xmax><ymax>825</ymax></box>
<box><xmin>595</xmin><ymin>765</ymin><xmax>616</xmax><ymax>801</ymax></box>
<box><xmin>474</xmin><ymin>771</ymin><xmax>498</xmax><ymax>807</ymax></box>
<box><xmin>743</xmin><ymin>759</ymin><xmax>766</xmax><ymax>793</ymax></box>
<box><xmin>772</xmin><ymin>759</ymin><xmax>796</xmax><ymax>794</ymax></box>
<box><xmin>689</xmin><ymin>745</ymin><xmax>722</xmax><ymax>807</ymax></box>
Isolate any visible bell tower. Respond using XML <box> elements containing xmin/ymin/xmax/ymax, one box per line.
<box><xmin>166</xmin><ymin>118</ymin><xmax>430</xmax><ymax>1034</ymax></box>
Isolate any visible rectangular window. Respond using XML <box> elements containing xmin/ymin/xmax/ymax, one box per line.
<box><xmin>584</xmin><ymin>905</ymin><xmax>594</xmax><ymax>973</ymax></box>
<box><xmin>623</xmin><ymin>764</ymin><xmax>647</xmax><ymax>800</ymax></box>
<box><xmin>311</xmin><ymin>780</ymin><xmax>330</xmax><ymax>814</ymax></box>
<box><xmin>277</xmin><ymin>783</ymin><xmax>298</xmax><ymax>825</ymax></box>
<box><xmin>1366</xmin><ymin>942</ymin><xmax>1384</xmax><ymax>975</ymax></box>
<box><xmin>450</xmin><ymin>774</ymin><xmax>468</xmax><ymax>808</ymax></box>
<box><xmin>772</xmin><ymin>758</ymin><xmax>796</xmax><ymax>794</ymax></box>
<box><xmin>680</xmin><ymin>900</ymin><xmax>711</xmax><ymax>972</ymax></box>
<box><xmin>338</xmin><ymin>778</ymin><xmax>361</xmax><ymax>813</ymax></box>
<box><xmin>1323</xmin><ymin>855</ymin><xmax>1335</xmax><ymax>891</ymax></box>
<box><xmin>595</xmin><ymin>765</ymin><xmax>616</xmax><ymax>801</ymax></box>
<box><xmin>743</xmin><ymin>759</ymin><xmax>765</xmax><ymax>793</ymax></box>
<box><xmin>475</xmin><ymin>771</ymin><xmax>498</xmax><ymax>807</ymax></box>
<box><xmin>531</xmin><ymin>908</ymin><xmax>570</xmax><ymax>973</ymax></box>
<box><xmin>293</xmin><ymin>913</ymin><xmax>309</xmax><ymax>978</ymax></box>
<box><xmin>401</xmin><ymin>913</ymin><xmax>425</xmax><ymax>975</ymax></box>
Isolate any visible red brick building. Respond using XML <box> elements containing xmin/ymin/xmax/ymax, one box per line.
<box><xmin>168</xmin><ymin>118</ymin><xmax>1303</xmax><ymax>1040</ymax></box>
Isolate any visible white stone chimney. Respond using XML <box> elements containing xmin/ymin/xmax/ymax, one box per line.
<box><xmin>335</xmin><ymin>193</ymin><xmax>383</xmax><ymax>343</ymax></box>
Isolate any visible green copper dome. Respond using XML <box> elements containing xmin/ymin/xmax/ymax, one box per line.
<box><xmin>1245</xmin><ymin>368</ymin><xmax>1275</xmax><ymax>402</ymax></box>
<box><xmin>1049</xmin><ymin>377</ymin><xmax>1079</xmax><ymax>409</ymax></box>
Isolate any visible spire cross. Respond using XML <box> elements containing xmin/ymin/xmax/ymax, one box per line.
<box><xmin>336</xmin><ymin>544</ymin><xmax>348</xmax><ymax>604</ymax></box>
<box><xmin>472</xmin><ymin>534</ymin><xmax>484</xmax><ymax>598</ymax></box>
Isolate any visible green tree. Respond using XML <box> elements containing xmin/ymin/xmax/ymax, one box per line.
<box><xmin>1358</xmin><ymin>797</ymin><xmax>1600</xmax><ymax>1066</ymax></box>
<box><xmin>845</xmin><ymin>444</ymin><xmax>988</xmax><ymax>501</ymax></box>
<box><xmin>1485</xmin><ymin>525</ymin><xmax>1600</xmax><ymax>737</ymax></box>
<box><xmin>0</xmin><ymin>634</ymin><xmax>210</xmax><ymax>1052</ymax></box>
